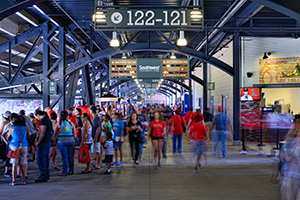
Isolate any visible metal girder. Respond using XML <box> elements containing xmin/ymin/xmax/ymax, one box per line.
<box><xmin>250</xmin><ymin>0</ymin><xmax>300</xmax><ymax>22</ymax></box>
<box><xmin>190</xmin><ymin>74</ymin><xmax>204</xmax><ymax>86</ymax></box>
<box><xmin>161</xmin><ymin>83</ymin><xmax>180</xmax><ymax>93</ymax></box>
<box><xmin>0</xmin><ymin>93</ymin><xmax>43</xmax><ymax>99</ymax></box>
<box><xmin>159</xmin><ymin>87</ymin><xmax>176</xmax><ymax>95</ymax></box>
<box><xmin>156</xmin><ymin>31</ymin><xmax>178</xmax><ymax>50</ymax></box>
<box><xmin>121</xmin><ymin>31</ymin><xmax>143</xmax><ymax>50</ymax></box>
<box><xmin>157</xmin><ymin>91</ymin><xmax>170</xmax><ymax>97</ymax></box>
<box><xmin>158</xmin><ymin>89</ymin><xmax>172</xmax><ymax>97</ymax></box>
<box><xmin>31</xmin><ymin>84</ymin><xmax>42</xmax><ymax>94</ymax></box>
<box><xmin>0</xmin><ymin>0</ymin><xmax>47</xmax><ymax>21</ymax></box>
<box><xmin>82</xmin><ymin>64</ymin><xmax>94</xmax><ymax>105</ymax></box>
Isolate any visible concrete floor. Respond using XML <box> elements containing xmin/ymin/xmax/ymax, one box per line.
<box><xmin>0</xmin><ymin>136</ymin><xmax>281</xmax><ymax>200</ymax></box>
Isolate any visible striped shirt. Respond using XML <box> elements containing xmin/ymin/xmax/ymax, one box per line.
<box><xmin>104</xmin><ymin>140</ymin><xmax>114</xmax><ymax>155</ymax></box>
<box><xmin>58</xmin><ymin>121</ymin><xmax>74</xmax><ymax>143</ymax></box>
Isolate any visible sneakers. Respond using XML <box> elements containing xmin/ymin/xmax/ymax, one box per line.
<box><xmin>113</xmin><ymin>161</ymin><xmax>119</xmax><ymax>165</ymax></box>
<box><xmin>118</xmin><ymin>162</ymin><xmax>124</xmax><ymax>166</ymax></box>
<box><xmin>4</xmin><ymin>172</ymin><xmax>10</xmax><ymax>177</ymax></box>
<box><xmin>158</xmin><ymin>162</ymin><xmax>161</xmax><ymax>168</ymax></box>
<box><xmin>52</xmin><ymin>167</ymin><xmax>60</xmax><ymax>171</ymax></box>
<box><xmin>104</xmin><ymin>170</ymin><xmax>111</xmax><ymax>174</ymax></box>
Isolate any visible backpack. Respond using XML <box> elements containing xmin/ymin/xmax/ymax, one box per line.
<box><xmin>61</xmin><ymin>121</ymin><xmax>72</xmax><ymax>134</ymax></box>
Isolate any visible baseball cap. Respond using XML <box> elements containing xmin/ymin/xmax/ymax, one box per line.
<box><xmin>243</xmin><ymin>88</ymin><xmax>249</xmax><ymax>92</ymax></box>
<box><xmin>2</xmin><ymin>111</ymin><xmax>11</xmax><ymax>119</ymax></box>
<box><xmin>67</xmin><ymin>106</ymin><xmax>74</xmax><ymax>111</ymax></box>
<box><xmin>19</xmin><ymin>109</ymin><xmax>26</xmax><ymax>116</ymax></box>
<box><xmin>28</xmin><ymin>113</ymin><xmax>35</xmax><ymax>118</ymax></box>
<box><xmin>99</xmin><ymin>111</ymin><xmax>106</xmax><ymax>116</ymax></box>
<box><xmin>218</xmin><ymin>106</ymin><xmax>224</xmax><ymax>112</ymax></box>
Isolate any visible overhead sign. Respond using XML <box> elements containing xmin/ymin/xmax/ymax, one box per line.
<box><xmin>110</xmin><ymin>59</ymin><xmax>137</xmax><ymax>79</ymax></box>
<box><xmin>259</xmin><ymin>56</ymin><xmax>300</xmax><ymax>84</ymax></box>
<box><xmin>94</xmin><ymin>6</ymin><xmax>204</xmax><ymax>31</ymax></box>
<box><xmin>110</xmin><ymin>58</ymin><xmax>189</xmax><ymax>80</ymax></box>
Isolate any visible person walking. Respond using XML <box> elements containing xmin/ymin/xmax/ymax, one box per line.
<box><xmin>137</xmin><ymin>108</ymin><xmax>148</xmax><ymax>161</ymax></box>
<box><xmin>34</xmin><ymin>110</ymin><xmax>52</xmax><ymax>183</ymax></box>
<box><xmin>54</xmin><ymin>111</ymin><xmax>76</xmax><ymax>176</ymax></box>
<box><xmin>127</xmin><ymin>112</ymin><xmax>143</xmax><ymax>166</ymax></box>
<box><xmin>0</xmin><ymin>111</ymin><xmax>12</xmax><ymax>177</ymax></box>
<box><xmin>189</xmin><ymin>115</ymin><xmax>209</xmax><ymax>172</ymax></box>
<box><xmin>80</xmin><ymin>113</ymin><xmax>93</xmax><ymax>174</ymax></box>
<box><xmin>113</xmin><ymin>112</ymin><xmax>125</xmax><ymax>166</ymax></box>
<box><xmin>149</xmin><ymin>111</ymin><xmax>166</xmax><ymax>168</ymax></box>
<box><xmin>168</xmin><ymin>109</ymin><xmax>186</xmax><ymax>155</ymax></box>
<box><xmin>89</xmin><ymin>106</ymin><xmax>102</xmax><ymax>170</ymax></box>
<box><xmin>212</xmin><ymin>106</ymin><xmax>233</xmax><ymax>158</ymax></box>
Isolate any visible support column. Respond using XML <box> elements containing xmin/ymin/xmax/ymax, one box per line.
<box><xmin>42</xmin><ymin>23</ymin><xmax>50</xmax><ymax>109</ymax></box>
<box><xmin>233</xmin><ymin>32</ymin><xmax>241</xmax><ymax>146</ymax></box>
<box><xmin>189</xmin><ymin>75</ymin><xmax>192</xmax><ymax>112</ymax></box>
<box><xmin>58</xmin><ymin>26</ymin><xmax>66</xmax><ymax>112</ymax></box>
<box><xmin>203</xmin><ymin>62</ymin><xmax>208</xmax><ymax>110</ymax></box>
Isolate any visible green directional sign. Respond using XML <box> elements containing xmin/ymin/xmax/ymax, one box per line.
<box><xmin>94</xmin><ymin>5</ymin><xmax>204</xmax><ymax>31</ymax></box>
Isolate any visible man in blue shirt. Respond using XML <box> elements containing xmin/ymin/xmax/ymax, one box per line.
<box><xmin>112</xmin><ymin>112</ymin><xmax>125</xmax><ymax>166</ymax></box>
<box><xmin>213</xmin><ymin>106</ymin><xmax>233</xmax><ymax>158</ymax></box>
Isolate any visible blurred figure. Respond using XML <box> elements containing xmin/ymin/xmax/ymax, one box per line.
<box><xmin>203</xmin><ymin>108</ymin><xmax>214</xmax><ymax>140</ymax></box>
<box><xmin>168</xmin><ymin>109</ymin><xmax>185</xmax><ymax>155</ymax></box>
<box><xmin>137</xmin><ymin>108</ymin><xmax>148</xmax><ymax>160</ymax></box>
<box><xmin>80</xmin><ymin>113</ymin><xmax>93</xmax><ymax>174</ymax></box>
<box><xmin>113</xmin><ymin>113</ymin><xmax>125</xmax><ymax>166</ymax></box>
<box><xmin>67</xmin><ymin>106</ymin><xmax>77</xmax><ymax>126</ymax></box>
<box><xmin>1</xmin><ymin>111</ymin><xmax>12</xmax><ymax>177</ymax></box>
<box><xmin>212</xmin><ymin>106</ymin><xmax>233</xmax><ymax>158</ymax></box>
<box><xmin>280</xmin><ymin>120</ymin><xmax>300</xmax><ymax>200</ymax></box>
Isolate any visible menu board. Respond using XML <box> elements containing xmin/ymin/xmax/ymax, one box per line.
<box><xmin>110</xmin><ymin>59</ymin><xmax>137</xmax><ymax>79</ymax></box>
<box><xmin>162</xmin><ymin>59</ymin><xmax>189</xmax><ymax>78</ymax></box>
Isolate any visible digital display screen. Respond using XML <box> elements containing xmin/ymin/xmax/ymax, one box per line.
<box><xmin>240</xmin><ymin>88</ymin><xmax>261</xmax><ymax>101</ymax></box>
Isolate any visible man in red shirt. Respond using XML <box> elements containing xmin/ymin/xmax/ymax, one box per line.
<box><xmin>168</xmin><ymin>109</ymin><xmax>186</xmax><ymax>155</ymax></box>
<box><xmin>188</xmin><ymin>108</ymin><xmax>204</xmax><ymax>129</ymax></box>
<box><xmin>184</xmin><ymin>108</ymin><xmax>193</xmax><ymax>124</ymax></box>
<box><xmin>189</xmin><ymin>114</ymin><xmax>208</xmax><ymax>172</ymax></box>
<box><xmin>67</xmin><ymin>106</ymin><xmax>77</xmax><ymax>126</ymax></box>
<box><xmin>44</xmin><ymin>107</ymin><xmax>56</xmax><ymax>119</ymax></box>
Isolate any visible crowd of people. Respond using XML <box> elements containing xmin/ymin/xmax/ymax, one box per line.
<box><xmin>0</xmin><ymin>103</ymin><xmax>234</xmax><ymax>186</ymax></box>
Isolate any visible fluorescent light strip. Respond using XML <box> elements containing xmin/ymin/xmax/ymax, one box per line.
<box><xmin>33</xmin><ymin>5</ymin><xmax>59</xmax><ymax>26</ymax></box>
<box><xmin>0</xmin><ymin>60</ymin><xmax>18</xmax><ymax>67</ymax></box>
<box><xmin>6</xmin><ymin>49</ymin><xmax>41</xmax><ymax>62</ymax></box>
<box><xmin>15</xmin><ymin>12</ymin><xmax>38</xmax><ymax>27</ymax></box>
<box><xmin>0</xmin><ymin>27</ymin><xmax>15</xmax><ymax>37</ymax></box>
<box><xmin>0</xmin><ymin>84</ymin><xmax>23</xmax><ymax>91</ymax></box>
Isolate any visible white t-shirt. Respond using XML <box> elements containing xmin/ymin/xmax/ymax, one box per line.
<box><xmin>3</xmin><ymin>122</ymin><xmax>13</xmax><ymax>140</ymax></box>
<box><xmin>241</xmin><ymin>95</ymin><xmax>253</xmax><ymax>101</ymax></box>
<box><xmin>104</xmin><ymin>140</ymin><xmax>114</xmax><ymax>155</ymax></box>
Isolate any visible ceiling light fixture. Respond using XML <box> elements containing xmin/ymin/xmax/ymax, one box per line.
<box><xmin>170</xmin><ymin>52</ymin><xmax>176</xmax><ymax>59</ymax></box>
<box><xmin>110</xmin><ymin>31</ymin><xmax>120</xmax><ymax>47</ymax></box>
<box><xmin>177</xmin><ymin>31</ymin><xmax>187</xmax><ymax>46</ymax></box>
<box><xmin>122</xmin><ymin>53</ymin><xmax>126</xmax><ymax>59</ymax></box>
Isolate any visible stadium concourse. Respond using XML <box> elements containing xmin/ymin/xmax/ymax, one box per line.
<box><xmin>0</xmin><ymin>135</ymin><xmax>280</xmax><ymax>200</ymax></box>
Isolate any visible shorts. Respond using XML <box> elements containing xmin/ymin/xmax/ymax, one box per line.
<box><xmin>151</xmin><ymin>135</ymin><xmax>164</xmax><ymax>140</ymax></box>
<box><xmin>9</xmin><ymin>146</ymin><xmax>28</xmax><ymax>165</ymax></box>
<box><xmin>86</xmin><ymin>143</ymin><xmax>92</xmax><ymax>150</ymax></box>
<box><xmin>28</xmin><ymin>133</ymin><xmax>37</xmax><ymax>147</ymax></box>
<box><xmin>113</xmin><ymin>141</ymin><xmax>123</xmax><ymax>147</ymax></box>
<box><xmin>91</xmin><ymin>142</ymin><xmax>101</xmax><ymax>153</ymax></box>
<box><xmin>104</xmin><ymin>155</ymin><xmax>113</xmax><ymax>163</ymax></box>
<box><xmin>194</xmin><ymin>140</ymin><xmax>206</xmax><ymax>156</ymax></box>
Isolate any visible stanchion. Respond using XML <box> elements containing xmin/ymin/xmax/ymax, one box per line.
<box><xmin>257</xmin><ymin>121</ymin><xmax>265</xmax><ymax>147</ymax></box>
<box><xmin>242</xmin><ymin>125</ymin><xmax>246</xmax><ymax>151</ymax></box>
<box><xmin>273</xmin><ymin>124</ymin><xmax>280</xmax><ymax>150</ymax></box>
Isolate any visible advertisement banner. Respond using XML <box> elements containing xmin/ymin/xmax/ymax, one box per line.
<box><xmin>259</xmin><ymin>57</ymin><xmax>300</xmax><ymax>84</ymax></box>
<box><xmin>240</xmin><ymin>87</ymin><xmax>261</xmax><ymax>101</ymax></box>
<box><xmin>137</xmin><ymin>58</ymin><xmax>162</xmax><ymax>79</ymax></box>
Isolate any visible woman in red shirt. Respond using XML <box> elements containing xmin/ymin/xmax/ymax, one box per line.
<box><xmin>149</xmin><ymin>111</ymin><xmax>166</xmax><ymax>168</ymax></box>
<box><xmin>168</xmin><ymin>109</ymin><xmax>186</xmax><ymax>155</ymax></box>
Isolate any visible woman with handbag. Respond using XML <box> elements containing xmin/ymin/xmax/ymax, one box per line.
<box><xmin>149</xmin><ymin>111</ymin><xmax>166</xmax><ymax>168</ymax></box>
<box><xmin>126</xmin><ymin>112</ymin><xmax>143</xmax><ymax>167</ymax></box>
<box><xmin>4</xmin><ymin>113</ymin><xmax>29</xmax><ymax>186</ymax></box>
<box><xmin>80</xmin><ymin>113</ymin><xmax>93</xmax><ymax>174</ymax></box>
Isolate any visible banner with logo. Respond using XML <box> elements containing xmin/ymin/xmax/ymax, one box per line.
<box><xmin>259</xmin><ymin>57</ymin><xmax>300</xmax><ymax>84</ymax></box>
<box><xmin>110</xmin><ymin>58</ymin><xmax>189</xmax><ymax>80</ymax></box>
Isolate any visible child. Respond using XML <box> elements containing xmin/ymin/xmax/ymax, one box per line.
<box><xmin>189</xmin><ymin>115</ymin><xmax>208</xmax><ymax>173</ymax></box>
<box><xmin>103</xmin><ymin>132</ymin><xmax>114</xmax><ymax>174</ymax></box>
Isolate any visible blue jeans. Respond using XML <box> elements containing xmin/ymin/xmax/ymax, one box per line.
<box><xmin>37</xmin><ymin>143</ymin><xmax>51</xmax><ymax>181</ymax></box>
<box><xmin>58</xmin><ymin>142</ymin><xmax>74</xmax><ymax>175</ymax></box>
<box><xmin>172</xmin><ymin>134</ymin><xmax>183</xmax><ymax>153</ymax></box>
<box><xmin>213</xmin><ymin>130</ymin><xmax>228</xmax><ymax>157</ymax></box>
